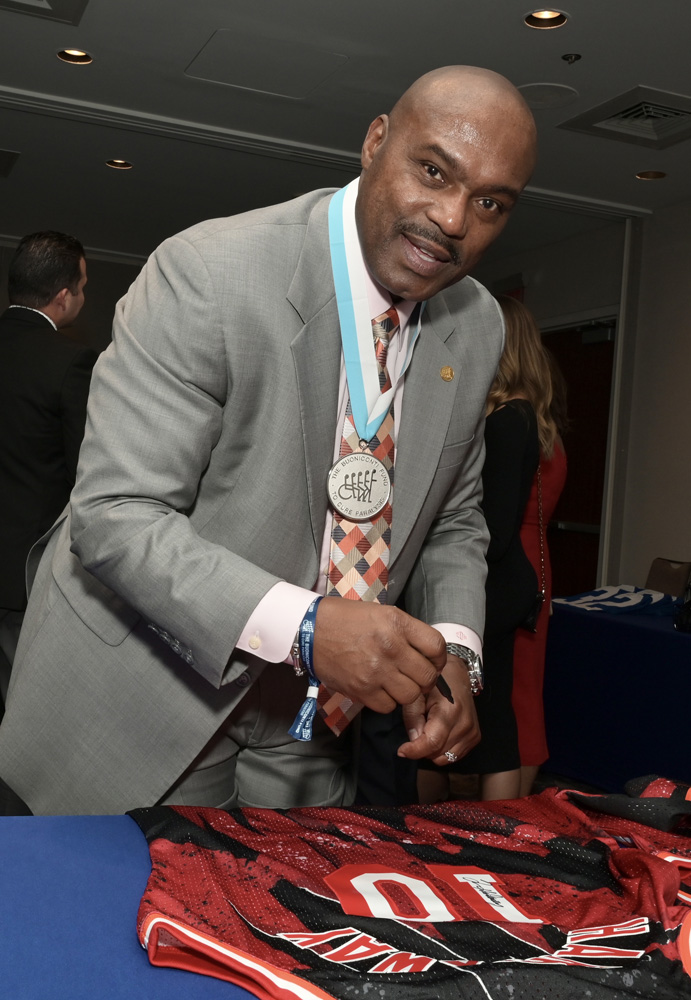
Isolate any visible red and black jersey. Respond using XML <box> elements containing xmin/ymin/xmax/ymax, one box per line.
<box><xmin>130</xmin><ymin>776</ymin><xmax>691</xmax><ymax>1000</ymax></box>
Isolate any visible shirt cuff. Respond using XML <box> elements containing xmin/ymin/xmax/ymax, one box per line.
<box><xmin>237</xmin><ymin>582</ymin><xmax>317</xmax><ymax>663</ymax></box>
<box><xmin>432</xmin><ymin>623</ymin><xmax>483</xmax><ymax>662</ymax></box>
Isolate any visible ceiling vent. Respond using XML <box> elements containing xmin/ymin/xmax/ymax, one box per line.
<box><xmin>559</xmin><ymin>86</ymin><xmax>691</xmax><ymax>149</ymax></box>
<box><xmin>0</xmin><ymin>149</ymin><xmax>19</xmax><ymax>177</ymax></box>
<box><xmin>0</xmin><ymin>0</ymin><xmax>87</xmax><ymax>25</ymax></box>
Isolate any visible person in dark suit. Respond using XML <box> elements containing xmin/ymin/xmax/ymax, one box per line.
<box><xmin>0</xmin><ymin>231</ymin><xmax>95</xmax><ymax>704</ymax></box>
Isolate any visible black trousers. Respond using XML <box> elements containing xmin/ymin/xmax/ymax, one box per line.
<box><xmin>355</xmin><ymin>706</ymin><xmax>418</xmax><ymax>806</ymax></box>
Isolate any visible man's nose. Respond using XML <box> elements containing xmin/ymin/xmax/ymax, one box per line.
<box><xmin>427</xmin><ymin>193</ymin><xmax>469</xmax><ymax>240</ymax></box>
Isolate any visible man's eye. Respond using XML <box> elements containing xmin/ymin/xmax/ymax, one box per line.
<box><xmin>479</xmin><ymin>198</ymin><xmax>501</xmax><ymax>214</ymax></box>
<box><xmin>424</xmin><ymin>164</ymin><xmax>442</xmax><ymax>180</ymax></box>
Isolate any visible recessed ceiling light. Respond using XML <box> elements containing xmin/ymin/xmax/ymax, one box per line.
<box><xmin>57</xmin><ymin>48</ymin><xmax>92</xmax><ymax>65</ymax></box>
<box><xmin>635</xmin><ymin>170</ymin><xmax>666</xmax><ymax>180</ymax></box>
<box><xmin>518</xmin><ymin>83</ymin><xmax>579</xmax><ymax>110</ymax></box>
<box><xmin>525</xmin><ymin>10</ymin><xmax>568</xmax><ymax>28</ymax></box>
<box><xmin>106</xmin><ymin>159</ymin><xmax>133</xmax><ymax>170</ymax></box>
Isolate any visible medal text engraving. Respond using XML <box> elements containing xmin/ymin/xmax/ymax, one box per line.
<box><xmin>328</xmin><ymin>453</ymin><xmax>390</xmax><ymax>522</ymax></box>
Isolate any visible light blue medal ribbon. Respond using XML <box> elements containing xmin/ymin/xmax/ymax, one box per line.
<box><xmin>328</xmin><ymin>178</ymin><xmax>425</xmax><ymax>443</ymax></box>
<box><xmin>288</xmin><ymin>597</ymin><xmax>322</xmax><ymax>742</ymax></box>
<box><xmin>289</xmin><ymin>184</ymin><xmax>427</xmax><ymax>743</ymax></box>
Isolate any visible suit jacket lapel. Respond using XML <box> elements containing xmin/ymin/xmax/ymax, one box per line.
<box><xmin>288</xmin><ymin>196</ymin><xmax>341</xmax><ymax>558</ymax></box>
<box><xmin>286</xmin><ymin>197</ymin><xmax>467</xmax><ymax>571</ymax></box>
<box><xmin>390</xmin><ymin>296</ymin><xmax>460</xmax><ymax>565</ymax></box>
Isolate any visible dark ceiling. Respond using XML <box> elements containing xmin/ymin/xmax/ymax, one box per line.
<box><xmin>0</xmin><ymin>0</ymin><xmax>688</xmax><ymax>264</ymax></box>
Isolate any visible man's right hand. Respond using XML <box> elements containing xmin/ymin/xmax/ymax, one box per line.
<box><xmin>312</xmin><ymin>597</ymin><xmax>447</xmax><ymax>713</ymax></box>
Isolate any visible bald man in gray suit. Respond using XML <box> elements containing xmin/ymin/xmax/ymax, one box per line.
<box><xmin>0</xmin><ymin>66</ymin><xmax>536</xmax><ymax>815</ymax></box>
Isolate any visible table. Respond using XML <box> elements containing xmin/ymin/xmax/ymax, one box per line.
<box><xmin>543</xmin><ymin>602</ymin><xmax>691</xmax><ymax>792</ymax></box>
<box><xmin>0</xmin><ymin>814</ymin><xmax>256</xmax><ymax>999</ymax></box>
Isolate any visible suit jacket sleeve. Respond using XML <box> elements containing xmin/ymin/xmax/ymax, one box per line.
<box><xmin>69</xmin><ymin>234</ymin><xmax>288</xmax><ymax>687</ymax></box>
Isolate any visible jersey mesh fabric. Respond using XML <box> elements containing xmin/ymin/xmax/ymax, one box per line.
<box><xmin>130</xmin><ymin>775</ymin><xmax>691</xmax><ymax>1000</ymax></box>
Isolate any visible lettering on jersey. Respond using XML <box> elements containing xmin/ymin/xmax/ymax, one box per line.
<box><xmin>526</xmin><ymin>920</ymin><xmax>650</xmax><ymax>965</ymax></box>
<box><xmin>280</xmin><ymin>928</ymin><xmax>360</xmax><ymax>948</ymax></box>
<box><xmin>278</xmin><ymin>884</ymin><xmax>656</xmax><ymax>974</ymax></box>
<box><xmin>426</xmin><ymin>864</ymin><xmax>544</xmax><ymax>924</ymax></box>
<box><xmin>566</xmin><ymin>917</ymin><xmax>650</xmax><ymax>944</ymax></box>
<box><xmin>278</xmin><ymin>921</ymin><xmax>652</xmax><ymax>974</ymax></box>
<box><xmin>555</xmin><ymin>944</ymin><xmax>645</xmax><ymax>960</ymax></box>
<box><xmin>369</xmin><ymin>951</ymin><xmax>437</xmax><ymax>974</ymax></box>
<box><xmin>325</xmin><ymin>865</ymin><xmax>462</xmax><ymax>922</ymax></box>
<box><xmin>321</xmin><ymin>932</ymin><xmax>395</xmax><ymax>963</ymax></box>
<box><xmin>525</xmin><ymin>954</ymin><xmax>620</xmax><ymax>969</ymax></box>
<box><xmin>279</xmin><ymin>925</ymin><xmax>449</xmax><ymax>969</ymax></box>
<box><xmin>325</xmin><ymin>863</ymin><xmax>545</xmax><ymax>924</ymax></box>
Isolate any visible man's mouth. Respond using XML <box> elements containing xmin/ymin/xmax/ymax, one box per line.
<box><xmin>406</xmin><ymin>234</ymin><xmax>450</xmax><ymax>263</ymax></box>
<box><xmin>393</xmin><ymin>219</ymin><xmax>462</xmax><ymax>271</ymax></box>
<box><xmin>401</xmin><ymin>232</ymin><xmax>458</xmax><ymax>277</ymax></box>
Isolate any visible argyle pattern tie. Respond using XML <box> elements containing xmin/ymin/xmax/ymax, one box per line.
<box><xmin>319</xmin><ymin>306</ymin><xmax>399</xmax><ymax>735</ymax></box>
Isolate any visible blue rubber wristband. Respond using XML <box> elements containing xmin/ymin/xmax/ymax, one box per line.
<box><xmin>288</xmin><ymin>596</ymin><xmax>322</xmax><ymax>742</ymax></box>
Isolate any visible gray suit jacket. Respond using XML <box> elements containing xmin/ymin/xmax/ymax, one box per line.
<box><xmin>0</xmin><ymin>189</ymin><xmax>503</xmax><ymax>814</ymax></box>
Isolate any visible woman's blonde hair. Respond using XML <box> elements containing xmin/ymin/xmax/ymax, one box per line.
<box><xmin>489</xmin><ymin>295</ymin><xmax>561</xmax><ymax>457</ymax></box>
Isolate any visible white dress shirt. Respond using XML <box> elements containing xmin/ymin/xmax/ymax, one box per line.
<box><xmin>7</xmin><ymin>305</ymin><xmax>57</xmax><ymax>330</ymax></box>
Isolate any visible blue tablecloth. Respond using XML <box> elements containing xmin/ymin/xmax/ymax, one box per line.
<box><xmin>0</xmin><ymin>813</ymin><xmax>255</xmax><ymax>999</ymax></box>
<box><xmin>544</xmin><ymin>602</ymin><xmax>691</xmax><ymax>792</ymax></box>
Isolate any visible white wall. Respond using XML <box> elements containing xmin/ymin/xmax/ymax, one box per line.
<box><xmin>473</xmin><ymin>220</ymin><xmax>625</xmax><ymax>325</ymax></box>
<box><xmin>475</xmin><ymin>202</ymin><xmax>691</xmax><ymax>590</ymax></box>
<box><xmin>474</xmin><ymin>218</ymin><xmax>626</xmax><ymax>572</ymax></box>
<box><xmin>619</xmin><ymin>197</ymin><xmax>691</xmax><ymax>585</ymax></box>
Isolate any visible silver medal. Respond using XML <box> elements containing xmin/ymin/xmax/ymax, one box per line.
<box><xmin>327</xmin><ymin>452</ymin><xmax>391</xmax><ymax>521</ymax></box>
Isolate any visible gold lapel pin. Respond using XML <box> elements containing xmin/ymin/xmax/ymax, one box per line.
<box><xmin>440</xmin><ymin>365</ymin><xmax>455</xmax><ymax>382</ymax></box>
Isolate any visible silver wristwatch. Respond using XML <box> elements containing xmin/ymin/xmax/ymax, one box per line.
<box><xmin>445</xmin><ymin>642</ymin><xmax>484</xmax><ymax>695</ymax></box>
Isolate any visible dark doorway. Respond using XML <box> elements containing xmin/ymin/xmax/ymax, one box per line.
<box><xmin>544</xmin><ymin>321</ymin><xmax>615</xmax><ymax>597</ymax></box>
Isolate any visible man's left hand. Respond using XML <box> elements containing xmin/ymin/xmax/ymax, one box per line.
<box><xmin>396</xmin><ymin>654</ymin><xmax>480</xmax><ymax>765</ymax></box>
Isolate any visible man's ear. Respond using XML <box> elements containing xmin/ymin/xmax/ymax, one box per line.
<box><xmin>360</xmin><ymin>114</ymin><xmax>389</xmax><ymax>169</ymax></box>
<box><xmin>52</xmin><ymin>287</ymin><xmax>70</xmax><ymax>314</ymax></box>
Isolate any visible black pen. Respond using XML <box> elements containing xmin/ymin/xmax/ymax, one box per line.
<box><xmin>436</xmin><ymin>675</ymin><xmax>454</xmax><ymax>704</ymax></box>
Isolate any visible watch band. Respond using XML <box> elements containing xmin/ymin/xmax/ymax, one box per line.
<box><xmin>445</xmin><ymin>642</ymin><xmax>484</xmax><ymax>696</ymax></box>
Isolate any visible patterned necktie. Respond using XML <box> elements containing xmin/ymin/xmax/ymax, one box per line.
<box><xmin>319</xmin><ymin>306</ymin><xmax>400</xmax><ymax>735</ymax></box>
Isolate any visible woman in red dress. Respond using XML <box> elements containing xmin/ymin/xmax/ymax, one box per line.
<box><xmin>418</xmin><ymin>296</ymin><xmax>562</xmax><ymax>803</ymax></box>
<box><xmin>512</xmin><ymin>349</ymin><xmax>568</xmax><ymax>796</ymax></box>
